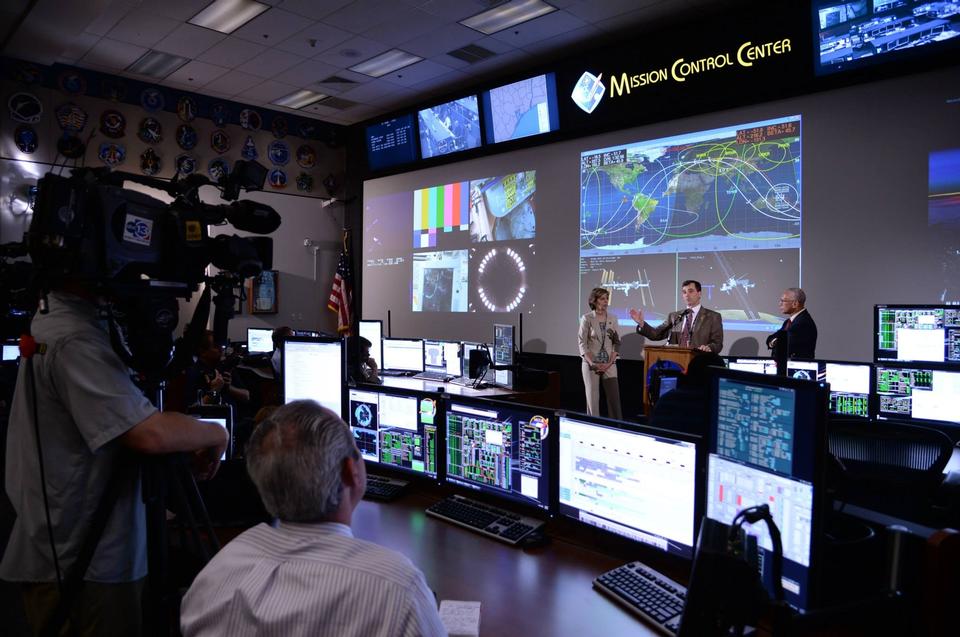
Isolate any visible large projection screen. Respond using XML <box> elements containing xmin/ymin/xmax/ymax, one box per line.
<box><xmin>362</xmin><ymin>65</ymin><xmax>960</xmax><ymax>360</ymax></box>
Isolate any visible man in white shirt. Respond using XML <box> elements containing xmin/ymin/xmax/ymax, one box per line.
<box><xmin>180</xmin><ymin>400</ymin><xmax>447</xmax><ymax>637</ymax></box>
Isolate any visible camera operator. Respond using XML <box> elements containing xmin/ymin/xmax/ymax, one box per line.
<box><xmin>0</xmin><ymin>283</ymin><xmax>228</xmax><ymax>636</ymax></box>
<box><xmin>186</xmin><ymin>330</ymin><xmax>251</xmax><ymax>409</ymax></box>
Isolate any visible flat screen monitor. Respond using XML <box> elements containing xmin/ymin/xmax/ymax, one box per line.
<box><xmin>366</xmin><ymin>113</ymin><xmax>418</xmax><ymax>171</ymax></box>
<box><xmin>482</xmin><ymin>72</ymin><xmax>560</xmax><ymax>144</ymax></box>
<box><xmin>418</xmin><ymin>95</ymin><xmax>481</xmax><ymax>159</ymax></box>
<box><xmin>814</xmin><ymin>1</ymin><xmax>960</xmax><ymax>76</ymax></box>
<box><xmin>461</xmin><ymin>342</ymin><xmax>487</xmax><ymax>378</ymax></box>
<box><xmin>785</xmin><ymin>360</ymin><xmax>821</xmax><ymax>382</ymax></box>
<box><xmin>294</xmin><ymin>329</ymin><xmax>322</xmax><ymax>337</ymax></box>
<box><xmin>824</xmin><ymin>361</ymin><xmax>872</xmax><ymax>418</ymax></box>
<box><xmin>187</xmin><ymin>405</ymin><xmax>234</xmax><ymax>461</ymax></box>
<box><xmin>706</xmin><ymin>369</ymin><xmax>829</xmax><ymax>612</ymax></box>
<box><xmin>726</xmin><ymin>357</ymin><xmax>778</xmax><ymax>375</ymax></box>
<box><xmin>247</xmin><ymin>328</ymin><xmax>274</xmax><ymax>354</ymax></box>
<box><xmin>444</xmin><ymin>397</ymin><xmax>552</xmax><ymax>512</ymax></box>
<box><xmin>282</xmin><ymin>336</ymin><xmax>344</xmax><ymax>416</ymax></box>
<box><xmin>875</xmin><ymin>305</ymin><xmax>960</xmax><ymax>366</ymax></box>
<box><xmin>347</xmin><ymin>386</ymin><xmax>439</xmax><ymax>478</ymax></box>
<box><xmin>874</xmin><ymin>365</ymin><xmax>960</xmax><ymax>426</ymax></box>
<box><xmin>358</xmin><ymin>319</ymin><xmax>383</xmax><ymax>370</ymax></box>
<box><xmin>493</xmin><ymin>324</ymin><xmax>515</xmax><ymax>388</ymax></box>
<box><xmin>2</xmin><ymin>340</ymin><xmax>19</xmax><ymax>361</ymax></box>
<box><xmin>382</xmin><ymin>338</ymin><xmax>424</xmax><ymax>372</ymax></box>
<box><xmin>424</xmin><ymin>339</ymin><xmax>462</xmax><ymax>376</ymax></box>
<box><xmin>558</xmin><ymin>414</ymin><xmax>700</xmax><ymax>559</ymax></box>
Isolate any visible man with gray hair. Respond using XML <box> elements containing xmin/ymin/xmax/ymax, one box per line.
<box><xmin>766</xmin><ymin>287</ymin><xmax>817</xmax><ymax>375</ymax></box>
<box><xmin>180</xmin><ymin>401</ymin><xmax>447</xmax><ymax>637</ymax></box>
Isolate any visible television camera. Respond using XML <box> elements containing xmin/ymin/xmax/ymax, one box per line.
<box><xmin>4</xmin><ymin>159</ymin><xmax>280</xmax><ymax>382</ymax></box>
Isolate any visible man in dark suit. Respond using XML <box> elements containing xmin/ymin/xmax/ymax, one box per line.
<box><xmin>629</xmin><ymin>280</ymin><xmax>724</xmax><ymax>353</ymax></box>
<box><xmin>766</xmin><ymin>287</ymin><xmax>817</xmax><ymax>375</ymax></box>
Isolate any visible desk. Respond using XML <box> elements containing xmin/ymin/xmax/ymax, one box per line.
<box><xmin>351</xmin><ymin>492</ymin><xmax>659</xmax><ymax>637</ymax></box>
<box><xmin>379</xmin><ymin>375</ymin><xmax>517</xmax><ymax>397</ymax></box>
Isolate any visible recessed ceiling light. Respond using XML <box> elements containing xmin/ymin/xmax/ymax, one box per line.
<box><xmin>126</xmin><ymin>50</ymin><xmax>191</xmax><ymax>79</ymax></box>
<box><xmin>271</xmin><ymin>89</ymin><xmax>328</xmax><ymax>109</ymax></box>
<box><xmin>189</xmin><ymin>0</ymin><xmax>270</xmax><ymax>35</ymax></box>
<box><xmin>348</xmin><ymin>49</ymin><xmax>422</xmax><ymax>78</ymax></box>
<box><xmin>460</xmin><ymin>0</ymin><xmax>556</xmax><ymax>35</ymax></box>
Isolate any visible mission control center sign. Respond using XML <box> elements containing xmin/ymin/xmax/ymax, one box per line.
<box><xmin>571</xmin><ymin>37</ymin><xmax>793</xmax><ymax>114</ymax></box>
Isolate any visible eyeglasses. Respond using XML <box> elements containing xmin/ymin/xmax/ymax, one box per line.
<box><xmin>778</xmin><ymin>298</ymin><xmax>795</xmax><ymax>304</ymax></box>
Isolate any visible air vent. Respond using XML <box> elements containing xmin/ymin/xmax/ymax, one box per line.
<box><xmin>320</xmin><ymin>75</ymin><xmax>357</xmax><ymax>84</ymax></box>
<box><xmin>447</xmin><ymin>44</ymin><xmax>497</xmax><ymax>64</ymax></box>
<box><xmin>311</xmin><ymin>97</ymin><xmax>358</xmax><ymax>110</ymax></box>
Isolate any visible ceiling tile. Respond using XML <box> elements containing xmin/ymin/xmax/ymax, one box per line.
<box><xmin>275</xmin><ymin>22</ymin><xmax>353</xmax><ymax>58</ymax></box>
<box><xmin>144</xmin><ymin>0</ymin><xmax>213</xmax><ymax>22</ymax></box>
<box><xmin>490</xmin><ymin>9</ymin><xmax>589</xmax><ymax>47</ymax></box>
<box><xmin>398</xmin><ymin>23</ymin><xmax>481</xmax><ymax>58</ymax></box>
<box><xmin>106</xmin><ymin>10</ymin><xmax>181</xmax><ymax>47</ymax></box>
<box><xmin>410</xmin><ymin>0</ymin><xmax>494</xmax><ymax>21</ymax></box>
<box><xmin>380</xmin><ymin>59</ymin><xmax>456</xmax><ymax>87</ymax></box>
<box><xmin>236</xmin><ymin>48</ymin><xmax>307</xmax><ymax>78</ymax></box>
<box><xmin>81</xmin><ymin>37</ymin><xmax>148</xmax><ymax>70</ymax></box>
<box><xmin>340</xmin><ymin>79</ymin><xmax>416</xmax><ymax>104</ymax></box>
<box><xmin>313</xmin><ymin>35</ymin><xmax>390</xmax><ymax>68</ymax></box>
<box><xmin>409</xmin><ymin>68</ymin><xmax>471</xmax><ymax>92</ymax></box>
<box><xmin>232</xmin><ymin>8</ymin><xmax>310</xmax><ymax>45</ymax></box>
<box><xmin>322</xmin><ymin>0</ymin><xmax>410</xmax><ymax>34</ymax></box>
<box><xmin>240</xmin><ymin>79</ymin><xmax>301</xmax><ymax>103</ymax></box>
<box><xmin>60</xmin><ymin>32</ymin><xmax>101</xmax><ymax>62</ymax></box>
<box><xmin>203</xmin><ymin>70</ymin><xmax>267</xmax><ymax>95</ymax></box>
<box><xmin>197</xmin><ymin>36</ymin><xmax>268</xmax><ymax>68</ymax></box>
<box><xmin>83</xmin><ymin>0</ymin><xmax>137</xmax><ymax>37</ymax></box>
<box><xmin>362</xmin><ymin>9</ymin><xmax>448</xmax><ymax>47</ymax></box>
<box><xmin>278</xmin><ymin>0</ymin><xmax>353</xmax><ymax>20</ymax></box>
<box><xmin>274</xmin><ymin>59</ymin><xmax>343</xmax><ymax>87</ymax></box>
<box><xmin>520</xmin><ymin>24</ymin><xmax>601</xmax><ymax>55</ymax></box>
<box><xmin>155</xmin><ymin>23</ymin><xmax>226</xmax><ymax>59</ymax></box>
<box><xmin>565</xmin><ymin>0</ymin><xmax>660</xmax><ymax>23</ymax></box>
<box><xmin>165</xmin><ymin>60</ymin><xmax>230</xmax><ymax>87</ymax></box>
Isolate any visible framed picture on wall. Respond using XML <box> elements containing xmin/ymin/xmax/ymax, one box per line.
<box><xmin>250</xmin><ymin>270</ymin><xmax>279</xmax><ymax>314</ymax></box>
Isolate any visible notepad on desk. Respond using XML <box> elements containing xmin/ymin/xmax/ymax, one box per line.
<box><xmin>439</xmin><ymin>600</ymin><xmax>481</xmax><ymax>637</ymax></box>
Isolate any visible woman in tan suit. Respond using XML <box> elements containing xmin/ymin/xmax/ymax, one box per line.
<box><xmin>578</xmin><ymin>287</ymin><xmax>623</xmax><ymax>419</ymax></box>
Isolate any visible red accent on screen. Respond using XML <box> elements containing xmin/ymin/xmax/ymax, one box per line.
<box><xmin>736</xmin><ymin>495</ymin><xmax>742</xmax><ymax>506</ymax></box>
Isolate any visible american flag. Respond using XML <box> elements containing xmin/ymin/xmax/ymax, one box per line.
<box><xmin>328</xmin><ymin>230</ymin><xmax>353</xmax><ymax>335</ymax></box>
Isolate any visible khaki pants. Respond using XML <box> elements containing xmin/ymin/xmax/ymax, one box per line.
<box><xmin>19</xmin><ymin>578</ymin><xmax>144</xmax><ymax>637</ymax></box>
<box><xmin>582</xmin><ymin>362</ymin><xmax>623</xmax><ymax>420</ymax></box>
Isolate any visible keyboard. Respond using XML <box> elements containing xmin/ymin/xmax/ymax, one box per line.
<box><xmin>363</xmin><ymin>474</ymin><xmax>408</xmax><ymax>501</ymax></box>
<box><xmin>594</xmin><ymin>561</ymin><xmax>687</xmax><ymax>636</ymax></box>
<box><xmin>446</xmin><ymin>376</ymin><xmax>476</xmax><ymax>386</ymax></box>
<box><xmin>425</xmin><ymin>494</ymin><xmax>544</xmax><ymax>545</ymax></box>
<box><xmin>413</xmin><ymin>370</ymin><xmax>453</xmax><ymax>382</ymax></box>
<box><xmin>379</xmin><ymin>369</ymin><xmax>415</xmax><ymax>377</ymax></box>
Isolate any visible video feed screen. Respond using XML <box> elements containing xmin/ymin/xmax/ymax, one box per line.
<box><xmin>283</xmin><ymin>338</ymin><xmax>344</xmax><ymax>416</ymax></box>
<box><xmin>579</xmin><ymin>115</ymin><xmax>801</xmax><ymax>339</ymax></box>
<box><xmin>348</xmin><ymin>388</ymin><xmax>439</xmax><ymax>478</ymax></box>
<box><xmin>366</xmin><ymin>114</ymin><xmax>418</xmax><ymax>171</ymax></box>
<box><xmin>418</xmin><ymin>95</ymin><xmax>481</xmax><ymax>159</ymax></box>
<box><xmin>424</xmin><ymin>340</ymin><xmax>462</xmax><ymax>376</ymax></box>
<box><xmin>727</xmin><ymin>357</ymin><xmax>779</xmax><ymax>375</ymax></box>
<box><xmin>815</xmin><ymin>0</ymin><xmax>960</xmax><ymax>75</ymax></box>
<box><xmin>382</xmin><ymin>338</ymin><xmax>424</xmax><ymax>372</ymax></box>
<box><xmin>247</xmin><ymin>328</ymin><xmax>273</xmax><ymax>354</ymax></box>
<box><xmin>482</xmin><ymin>73</ymin><xmax>559</xmax><ymax>144</ymax></box>
<box><xmin>875</xmin><ymin>305</ymin><xmax>960</xmax><ymax>365</ymax></box>
<box><xmin>558</xmin><ymin>415</ymin><xmax>699</xmax><ymax>559</ymax></box>
<box><xmin>445</xmin><ymin>399</ymin><xmax>552</xmax><ymax>511</ymax></box>
<box><xmin>825</xmin><ymin>362</ymin><xmax>872</xmax><ymax>418</ymax></box>
<box><xmin>3</xmin><ymin>341</ymin><xmax>19</xmax><ymax>361</ymax></box>
<box><xmin>874</xmin><ymin>365</ymin><xmax>960</xmax><ymax>425</ymax></box>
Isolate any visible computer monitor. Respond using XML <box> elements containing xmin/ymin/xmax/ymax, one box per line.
<box><xmin>461</xmin><ymin>342</ymin><xmax>487</xmax><ymax>378</ymax></box>
<box><xmin>418</xmin><ymin>95</ymin><xmax>481</xmax><ymax>159</ymax></box>
<box><xmin>365</xmin><ymin>113</ymin><xmax>418</xmax><ymax>171</ymax></box>
<box><xmin>282</xmin><ymin>336</ymin><xmax>345</xmax><ymax>416</ymax></box>
<box><xmin>493</xmin><ymin>324</ymin><xmax>515</xmax><ymax>388</ymax></box>
<box><xmin>482</xmin><ymin>72</ymin><xmax>560</xmax><ymax>145</ymax></box>
<box><xmin>358</xmin><ymin>319</ymin><xmax>383</xmax><ymax>369</ymax></box>
<box><xmin>824</xmin><ymin>361</ymin><xmax>872</xmax><ymax>418</ymax></box>
<box><xmin>726</xmin><ymin>357</ymin><xmax>778</xmax><ymax>375</ymax></box>
<box><xmin>2</xmin><ymin>339</ymin><xmax>19</xmax><ymax>361</ymax></box>
<box><xmin>347</xmin><ymin>386</ymin><xmax>439</xmax><ymax>479</ymax></box>
<box><xmin>444</xmin><ymin>397</ymin><xmax>552</xmax><ymax>512</ymax></box>
<box><xmin>785</xmin><ymin>360</ymin><xmax>821</xmax><ymax>382</ymax></box>
<box><xmin>424</xmin><ymin>339</ymin><xmax>462</xmax><ymax>376</ymax></box>
<box><xmin>875</xmin><ymin>305</ymin><xmax>960</xmax><ymax>367</ymax></box>
<box><xmin>382</xmin><ymin>337</ymin><xmax>424</xmax><ymax>373</ymax></box>
<box><xmin>247</xmin><ymin>328</ymin><xmax>274</xmax><ymax>354</ymax></box>
<box><xmin>874</xmin><ymin>365</ymin><xmax>960</xmax><ymax>426</ymax></box>
<box><xmin>706</xmin><ymin>369</ymin><xmax>829</xmax><ymax>612</ymax></box>
<box><xmin>558</xmin><ymin>414</ymin><xmax>701</xmax><ymax>559</ymax></box>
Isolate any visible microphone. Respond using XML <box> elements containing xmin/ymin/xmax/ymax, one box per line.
<box><xmin>670</xmin><ymin>308</ymin><xmax>692</xmax><ymax>327</ymax></box>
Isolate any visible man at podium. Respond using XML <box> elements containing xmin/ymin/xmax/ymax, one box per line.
<box><xmin>629</xmin><ymin>280</ymin><xmax>723</xmax><ymax>354</ymax></box>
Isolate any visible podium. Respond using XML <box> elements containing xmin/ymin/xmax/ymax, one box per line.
<box><xmin>642</xmin><ymin>345</ymin><xmax>700</xmax><ymax>415</ymax></box>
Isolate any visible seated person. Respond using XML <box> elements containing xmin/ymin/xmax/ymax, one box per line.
<box><xmin>648</xmin><ymin>352</ymin><xmax>725</xmax><ymax>437</ymax></box>
<box><xmin>180</xmin><ymin>401</ymin><xmax>447</xmax><ymax>637</ymax></box>
<box><xmin>347</xmin><ymin>335</ymin><xmax>381</xmax><ymax>384</ymax></box>
<box><xmin>185</xmin><ymin>330</ymin><xmax>250</xmax><ymax>408</ymax></box>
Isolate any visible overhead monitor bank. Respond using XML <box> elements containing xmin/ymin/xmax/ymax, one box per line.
<box><xmin>362</xmin><ymin>61</ymin><xmax>960</xmax><ymax>360</ymax></box>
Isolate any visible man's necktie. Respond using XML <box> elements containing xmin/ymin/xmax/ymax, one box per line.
<box><xmin>680</xmin><ymin>314</ymin><xmax>691</xmax><ymax>347</ymax></box>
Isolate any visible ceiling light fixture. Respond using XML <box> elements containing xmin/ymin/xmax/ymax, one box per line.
<box><xmin>460</xmin><ymin>0</ymin><xmax>556</xmax><ymax>35</ymax></box>
<box><xmin>126</xmin><ymin>50</ymin><xmax>191</xmax><ymax>79</ymax></box>
<box><xmin>271</xmin><ymin>89</ymin><xmax>328</xmax><ymax>109</ymax></box>
<box><xmin>189</xmin><ymin>0</ymin><xmax>270</xmax><ymax>34</ymax></box>
<box><xmin>348</xmin><ymin>49</ymin><xmax>422</xmax><ymax>78</ymax></box>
